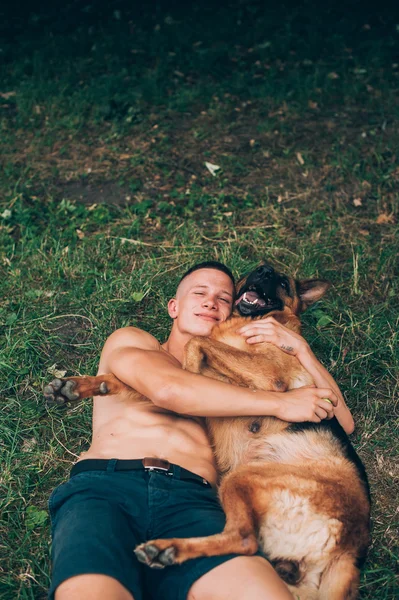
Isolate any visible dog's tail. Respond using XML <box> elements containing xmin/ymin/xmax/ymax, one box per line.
<box><xmin>318</xmin><ymin>553</ymin><xmax>360</xmax><ymax>600</ymax></box>
<box><xmin>273</xmin><ymin>554</ymin><xmax>359</xmax><ymax>600</ymax></box>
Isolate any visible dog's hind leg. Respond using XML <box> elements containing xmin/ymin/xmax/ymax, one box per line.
<box><xmin>318</xmin><ymin>554</ymin><xmax>360</xmax><ymax>599</ymax></box>
<box><xmin>135</xmin><ymin>471</ymin><xmax>259</xmax><ymax>568</ymax></box>
<box><xmin>43</xmin><ymin>373</ymin><xmax>125</xmax><ymax>405</ymax></box>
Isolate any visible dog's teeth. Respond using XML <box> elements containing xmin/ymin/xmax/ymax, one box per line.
<box><xmin>242</xmin><ymin>292</ymin><xmax>258</xmax><ymax>305</ymax></box>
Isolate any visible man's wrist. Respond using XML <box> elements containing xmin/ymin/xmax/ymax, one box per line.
<box><xmin>260</xmin><ymin>391</ymin><xmax>280</xmax><ymax>418</ymax></box>
<box><xmin>296</xmin><ymin>340</ymin><xmax>312</xmax><ymax>361</ymax></box>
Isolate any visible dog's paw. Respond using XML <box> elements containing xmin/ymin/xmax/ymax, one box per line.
<box><xmin>134</xmin><ymin>542</ymin><xmax>177</xmax><ymax>569</ymax></box>
<box><xmin>44</xmin><ymin>378</ymin><xmax>80</xmax><ymax>405</ymax></box>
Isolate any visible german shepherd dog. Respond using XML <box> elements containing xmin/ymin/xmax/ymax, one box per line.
<box><xmin>44</xmin><ymin>263</ymin><xmax>370</xmax><ymax>599</ymax></box>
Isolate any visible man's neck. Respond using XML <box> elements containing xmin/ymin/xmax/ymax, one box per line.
<box><xmin>162</xmin><ymin>326</ymin><xmax>193</xmax><ymax>365</ymax></box>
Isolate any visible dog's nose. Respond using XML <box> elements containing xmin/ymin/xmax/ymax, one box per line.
<box><xmin>255</xmin><ymin>265</ymin><xmax>274</xmax><ymax>278</ymax></box>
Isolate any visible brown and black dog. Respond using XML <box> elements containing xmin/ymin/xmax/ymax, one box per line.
<box><xmin>44</xmin><ymin>263</ymin><xmax>370</xmax><ymax>599</ymax></box>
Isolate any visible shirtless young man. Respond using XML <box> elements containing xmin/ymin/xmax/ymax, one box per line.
<box><xmin>48</xmin><ymin>261</ymin><xmax>354</xmax><ymax>600</ymax></box>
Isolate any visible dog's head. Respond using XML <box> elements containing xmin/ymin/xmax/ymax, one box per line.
<box><xmin>234</xmin><ymin>262</ymin><xmax>330</xmax><ymax>317</ymax></box>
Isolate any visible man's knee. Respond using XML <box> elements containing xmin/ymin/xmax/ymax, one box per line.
<box><xmin>188</xmin><ymin>556</ymin><xmax>294</xmax><ymax>600</ymax></box>
<box><xmin>55</xmin><ymin>574</ymin><xmax>134</xmax><ymax>600</ymax></box>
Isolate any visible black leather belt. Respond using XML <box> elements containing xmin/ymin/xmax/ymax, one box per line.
<box><xmin>70</xmin><ymin>457</ymin><xmax>212</xmax><ymax>487</ymax></box>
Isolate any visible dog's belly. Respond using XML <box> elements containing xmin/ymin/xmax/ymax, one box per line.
<box><xmin>259</xmin><ymin>490</ymin><xmax>342</xmax><ymax>563</ymax></box>
<box><xmin>211</xmin><ymin>421</ymin><xmax>343</xmax><ymax>475</ymax></box>
<box><xmin>245</xmin><ymin>428</ymin><xmax>339</xmax><ymax>463</ymax></box>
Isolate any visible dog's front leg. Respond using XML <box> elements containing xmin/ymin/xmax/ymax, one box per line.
<box><xmin>184</xmin><ymin>336</ymin><xmax>253</xmax><ymax>383</ymax></box>
<box><xmin>43</xmin><ymin>373</ymin><xmax>126</xmax><ymax>405</ymax></box>
<box><xmin>184</xmin><ymin>337</ymin><xmax>287</xmax><ymax>390</ymax></box>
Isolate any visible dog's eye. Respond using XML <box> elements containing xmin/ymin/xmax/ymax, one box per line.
<box><xmin>280</xmin><ymin>280</ymin><xmax>289</xmax><ymax>291</ymax></box>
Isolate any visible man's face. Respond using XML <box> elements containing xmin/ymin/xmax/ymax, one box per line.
<box><xmin>168</xmin><ymin>268</ymin><xmax>234</xmax><ymax>336</ymax></box>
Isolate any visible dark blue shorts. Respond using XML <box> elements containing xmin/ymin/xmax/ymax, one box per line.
<box><xmin>48</xmin><ymin>459</ymin><xmax>253</xmax><ymax>600</ymax></box>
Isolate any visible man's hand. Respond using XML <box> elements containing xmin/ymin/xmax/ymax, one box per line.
<box><xmin>238</xmin><ymin>316</ymin><xmax>308</xmax><ymax>356</ymax></box>
<box><xmin>274</xmin><ymin>386</ymin><xmax>337</xmax><ymax>423</ymax></box>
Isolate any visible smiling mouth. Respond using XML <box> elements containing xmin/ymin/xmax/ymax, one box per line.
<box><xmin>196</xmin><ymin>314</ymin><xmax>219</xmax><ymax>322</ymax></box>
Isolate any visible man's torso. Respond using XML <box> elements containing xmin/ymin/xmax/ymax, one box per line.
<box><xmin>77</xmin><ymin>331</ymin><xmax>218</xmax><ymax>485</ymax></box>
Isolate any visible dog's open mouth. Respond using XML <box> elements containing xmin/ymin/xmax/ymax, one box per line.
<box><xmin>235</xmin><ymin>290</ymin><xmax>266</xmax><ymax>308</ymax></box>
<box><xmin>235</xmin><ymin>288</ymin><xmax>282</xmax><ymax>316</ymax></box>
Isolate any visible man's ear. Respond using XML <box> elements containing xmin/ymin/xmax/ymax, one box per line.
<box><xmin>167</xmin><ymin>298</ymin><xmax>178</xmax><ymax>319</ymax></box>
<box><xmin>297</xmin><ymin>279</ymin><xmax>331</xmax><ymax>310</ymax></box>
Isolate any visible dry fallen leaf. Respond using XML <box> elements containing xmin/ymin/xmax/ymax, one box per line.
<box><xmin>47</xmin><ymin>364</ymin><xmax>67</xmax><ymax>378</ymax></box>
<box><xmin>296</xmin><ymin>152</ymin><xmax>305</xmax><ymax>165</ymax></box>
<box><xmin>328</xmin><ymin>72</ymin><xmax>340</xmax><ymax>79</ymax></box>
<box><xmin>76</xmin><ymin>229</ymin><xmax>85</xmax><ymax>239</ymax></box>
<box><xmin>308</xmin><ymin>100</ymin><xmax>318</xmax><ymax>109</ymax></box>
<box><xmin>353</xmin><ymin>198</ymin><xmax>363</xmax><ymax>207</ymax></box>
<box><xmin>0</xmin><ymin>91</ymin><xmax>16</xmax><ymax>99</ymax></box>
<box><xmin>205</xmin><ymin>161</ymin><xmax>221</xmax><ymax>176</ymax></box>
<box><xmin>22</xmin><ymin>438</ymin><xmax>38</xmax><ymax>453</ymax></box>
<box><xmin>376</xmin><ymin>213</ymin><xmax>395</xmax><ymax>224</ymax></box>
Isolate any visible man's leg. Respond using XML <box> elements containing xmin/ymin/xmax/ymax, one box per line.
<box><xmin>48</xmin><ymin>469</ymin><xmax>148</xmax><ymax>600</ymax></box>
<box><xmin>188</xmin><ymin>556</ymin><xmax>294</xmax><ymax>600</ymax></box>
<box><xmin>56</xmin><ymin>574</ymin><xmax>134</xmax><ymax>600</ymax></box>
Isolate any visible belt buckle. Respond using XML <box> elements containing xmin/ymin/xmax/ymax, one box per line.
<box><xmin>142</xmin><ymin>457</ymin><xmax>172</xmax><ymax>475</ymax></box>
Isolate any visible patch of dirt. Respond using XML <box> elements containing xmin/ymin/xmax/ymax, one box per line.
<box><xmin>60</xmin><ymin>181</ymin><xmax>132</xmax><ymax>206</ymax></box>
<box><xmin>40</xmin><ymin>315</ymin><xmax>94</xmax><ymax>363</ymax></box>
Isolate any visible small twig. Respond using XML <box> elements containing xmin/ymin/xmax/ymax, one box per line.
<box><xmin>20</xmin><ymin>313</ymin><xmax>94</xmax><ymax>326</ymax></box>
<box><xmin>49</xmin><ymin>417</ymin><xmax>80</xmax><ymax>460</ymax></box>
<box><xmin>200</xmin><ymin>234</ymin><xmax>236</xmax><ymax>243</ymax></box>
<box><xmin>109</xmin><ymin>236</ymin><xmax>173</xmax><ymax>247</ymax></box>
<box><xmin>236</xmin><ymin>224</ymin><xmax>277</xmax><ymax>230</ymax></box>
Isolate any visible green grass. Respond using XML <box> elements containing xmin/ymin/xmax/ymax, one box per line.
<box><xmin>0</xmin><ymin>1</ymin><xmax>398</xmax><ymax>598</ymax></box>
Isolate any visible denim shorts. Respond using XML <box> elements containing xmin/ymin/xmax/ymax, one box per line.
<box><xmin>48</xmin><ymin>459</ymin><xmax>253</xmax><ymax>600</ymax></box>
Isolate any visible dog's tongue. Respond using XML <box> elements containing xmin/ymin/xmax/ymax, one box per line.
<box><xmin>242</xmin><ymin>291</ymin><xmax>259</xmax><ymax>302</ymax></box>
<box><xmin>235</xmin><ymin>291</ymin><xmax>266</xmax><ymax>306</ymax></box>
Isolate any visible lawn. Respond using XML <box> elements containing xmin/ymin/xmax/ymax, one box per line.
<box><xmin>0</xmin><ymin>1</ymin><xmax>398</xmax><ymax>598</ymax></box>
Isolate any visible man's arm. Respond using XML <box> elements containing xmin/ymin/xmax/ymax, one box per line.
<box><xmin>102</xmin><ymin>328</ymin><xmax>337</xmax><ymax>424</ymax></box>
<box><xmin>290</xmin><ymin>346</ymin><xmax>355</xmax><ymax>434</ymax></box>
<box><xmin>238</xmin><ymin>318</ymin><xmax>355</xmax><ymax>434</ymax></box>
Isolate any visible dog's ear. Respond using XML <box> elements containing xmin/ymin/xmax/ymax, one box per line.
<box><xmin>297</xmin><ymin>279</ymin><xmax>331</xmax><ymax>310</ymax></box>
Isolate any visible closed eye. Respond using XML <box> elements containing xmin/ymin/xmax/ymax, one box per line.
<box><xmin>219</xmin><ymin>297</ymin><xmax>230</xmax><ymax>303</ymax></box>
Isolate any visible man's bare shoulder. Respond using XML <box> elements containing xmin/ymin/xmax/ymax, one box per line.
<box><xmin>102</xmin><ymin>326</ymin><xmax>161</xmax><ymax>355</ymax></box>
<box><xmin>98</xmin><ymin>326</ymin><xmax>178</xmax><ymax>377</ymax></box>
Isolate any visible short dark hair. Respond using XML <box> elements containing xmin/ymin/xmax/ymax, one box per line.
<box><xmin>179</xmin><ymin>261</ymin><xmax>235</xmax><ymax>287</ymax></box>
